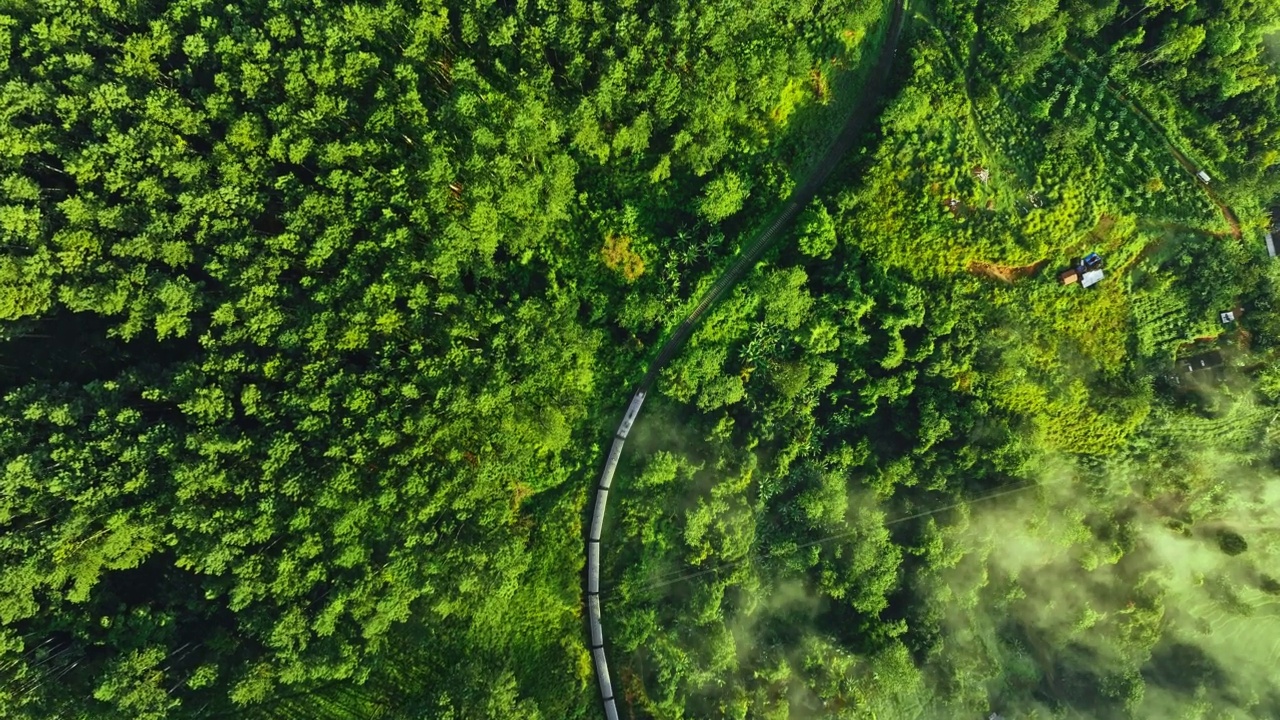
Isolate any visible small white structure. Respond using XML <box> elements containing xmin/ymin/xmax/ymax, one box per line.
<box><xmin>1266</xmin><ymin>231</ymin><xmax>1276</xmax><ymax>259</ymax></box>
<box><xmin>1081</xmin><ymin>269</ymin><xmax>1105</xmax><ymax>288</ymax></box>
<box><xmin>1221</xmin><ymin>311</ymin><xmax>1236</xmax><ymax>324</ymax></box>
<box><xmin>1197</xmin><ymin>170</ymin><xmax>1212</xmax><ymax>183</ymax></box>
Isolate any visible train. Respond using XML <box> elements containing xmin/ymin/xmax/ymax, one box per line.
<box><xmin>585</xmin><ymin>390</ymin><xmax>644</xmax><ymax>720</ymax></box>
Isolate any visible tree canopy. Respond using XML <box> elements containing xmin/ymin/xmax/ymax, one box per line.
<box><xmin>3</xmin><ymin>0</ymin><xmax>1280</xmax><ymax>718</ymax></box>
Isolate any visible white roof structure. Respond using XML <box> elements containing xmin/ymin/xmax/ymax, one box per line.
<box><xmin>1266</xmin><ymin>232</ymin><xmax>1276</xmax><ymax>259</ymax></box>
<box><xmin>1081</xmin><ymin>269</ymin><xmax>1105</xmax><ymax>288</ymax></box>
<box><xmin>1221</xmin><ymin>311</ymin><xmax>1236</xmax><ymax>324</ymax></box>
<box><xmin>1197</xmin><ymin>170</ymin><xmax>1212</xmax><ymax>183</ymax></box>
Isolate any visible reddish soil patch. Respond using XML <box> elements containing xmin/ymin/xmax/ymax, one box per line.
<box><xmin>968</xmin><ymin>259</ymin><xmax>1048</xmax><ymax>284</ymax></box>
<box><xmin>1213</xmin><ymin>194</ymin><xmax>1243</xmax><ymax>239</ymax></box>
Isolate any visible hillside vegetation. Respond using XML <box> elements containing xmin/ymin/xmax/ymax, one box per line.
<box><xmin>1</xmin><ymin>0</ymin><xmax>1279</xmax><ymax>719</ymax></box>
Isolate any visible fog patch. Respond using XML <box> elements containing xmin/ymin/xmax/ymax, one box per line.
<box><xmin>925</xmin><ymin>435</ymin><xmax>1280</xmax><ymax>718</ymax></box>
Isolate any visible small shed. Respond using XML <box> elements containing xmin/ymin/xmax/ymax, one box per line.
<box><xmin>1266</xmin><ymin>231</ymin><xmax>1276</xmax><ymax>259</ymax></box>
<box><xmin>1220</xmin><ymin>311</ymin><xmax>1236</xmax><ymax>324</ymax></box>
<box><xmin>1081</xmin><ymin>269</ymin><xmax>1105</xmax><ymax>288</ymax></box>
<box><xmin>1197</xmin><ymin>170</ymin><xmax>1212</xmax><ymax>184</ymax></box>
<box><xmin>1059</xmin><ymin>268</ymin><xmax>1080</xmax><ymax>285</ymax></box>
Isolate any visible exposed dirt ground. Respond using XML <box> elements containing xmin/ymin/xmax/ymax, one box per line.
<box><xmin>967</xmin><ymin>259</ymin><xmax>1048</xmax><ymax>284</ymax></box>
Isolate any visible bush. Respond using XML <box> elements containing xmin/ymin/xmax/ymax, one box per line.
<box><xmin>1217</xmin><ymin>530</ymin><xmax>1248</xmax><ymax>556</ymax></box>
<box><xmin>797</xmin><ymin>202</ymin><xmax>839</xmax><ymax>259</ymax></box>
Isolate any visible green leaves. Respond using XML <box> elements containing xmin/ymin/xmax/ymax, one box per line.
<box><xmin>5</xmin><ymin>0</ymin><xmax>1272</xmax><ymax>717</ymax></box>
<box><xmin>796</xmin><ymin>200</ymin><xmax>838</xmax><ymax>259</ymax></box>
<box><xmin>92</xmin><ymin>647</ymin><xmax>179</xmax><ymax>720</ymax></box>
<box><xmin>699</xmin><ymin>170</ymin><xmax>751</xmax><ymax>223</ymax></box>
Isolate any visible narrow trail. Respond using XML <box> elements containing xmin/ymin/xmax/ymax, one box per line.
<box><xmin>582</xmin><ymin>2</ymin><xmax>909</xmax><ymax>719</ymax></box>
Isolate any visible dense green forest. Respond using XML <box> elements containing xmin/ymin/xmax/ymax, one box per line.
<box><xmin>2</xmin><ymin>0</ymin><xmax>1280</xmax><ymax>718</ymax></box>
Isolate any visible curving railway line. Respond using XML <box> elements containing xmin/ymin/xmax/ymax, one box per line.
<box><xmin>584</xmin><ymin>2</ymin><xmax>908</xmax><ymax>718</ymax></box>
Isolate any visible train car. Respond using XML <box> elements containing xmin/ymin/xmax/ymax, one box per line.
<box><xmin>617</xmin><ymin>391</ymin><xmax>646</xmax><ymax>439</ymax></box>
<box><xmin>588</xmin><ymin>595</ymin><xmax>604</xmax><ymax>647</ymax></box>
<box><xmin>587</xmin><ymin>541</ymin><xmax>600</xmax><ymax>594</ymax></box>
<box><xmin>599</xmin><ymin>438</ymin><xmax>625</xmax><ymax>490</ymax></box>
<box><xmin>590</xmin><ymin>488</ymin><xmax>609</xmax><ymax>541</ymax></box>
<box><xmin>593</xmin><ymin>647</ymin><xmax>615</xmax><ymax>700</ymax></box>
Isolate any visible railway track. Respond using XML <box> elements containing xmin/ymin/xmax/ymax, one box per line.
<box><xmin>584</xmin><ymin>2</ymin><xmax>908</xmax><ymax>718</ymax></box>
